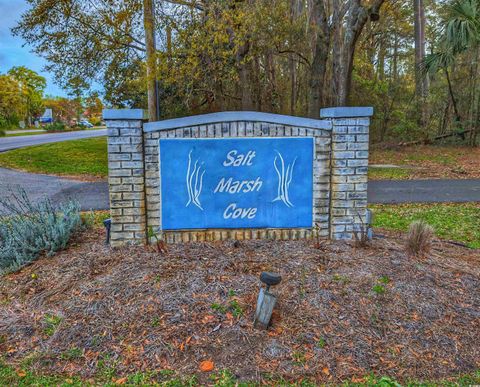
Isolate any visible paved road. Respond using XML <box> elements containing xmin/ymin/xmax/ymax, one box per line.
<box><xmin>0</xmin><ymin>168</ymin><xmax>478</xmax><ymax>213</ymax></box>
<box><xmin>0</xmin><ymin>129</ymin><xmax>107</xmax><ymax>152</ymax></box>
<box><xmin>0</xmin><ymin>168</ymin><xmax>109</xmax><ymax>213</ymax></box>
<box><xmin>368</xmin><ymin>179</ymin><xmax>480</xmax><ymax>204</ymax></box>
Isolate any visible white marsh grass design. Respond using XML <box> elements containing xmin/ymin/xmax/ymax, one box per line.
<box><xmin>185</xmin><ymin>150</ymin><xmax>206</xmax><ymax>210</ymax></box>
<box><xmin>273</xmin><ymin>150</ymin><xmax>297</xmax><ymax>208</ymax></box>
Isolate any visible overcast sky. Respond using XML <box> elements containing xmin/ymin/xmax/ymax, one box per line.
<box><xmin>0</xmin><ymin>0</ymin><xmax>67</xmax><ymax>96</ymax></box>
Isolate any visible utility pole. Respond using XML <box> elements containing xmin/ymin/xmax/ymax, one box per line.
<box><xmin>143</xmin><ymin>0</ymin><xmax>158</xmax><ymax>121</ymax></box>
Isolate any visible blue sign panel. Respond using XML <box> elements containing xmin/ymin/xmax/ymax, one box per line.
<box><xmin>159</xmin><ymin>137</ymin><xmax>314</xmax><ymax>230</ymax></box>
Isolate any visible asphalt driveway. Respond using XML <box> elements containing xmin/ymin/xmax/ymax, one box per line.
<box><xmin>0</xmin><ymin>168</ymin><xmax>109</xmax><ymax>213</ymax></box>
<box><xmin>0</xmin><ymin>129</ymin><xmax>107</xmax><ymax>152</ymax></box>
<box><xmin>0</xmin><ymin>168</ymin><xmax>478</xmax><ymax>214</ymax></box>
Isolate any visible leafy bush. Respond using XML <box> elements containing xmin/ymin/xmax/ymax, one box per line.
<box><xmin>91</xmin><ymin>118</ymin><xmax>103</xmax><ymax>126</ymax></box>
<box><xmin>44</xmin><ymin>122</ymin><xmax>67</xmax><ymax>132</ymax></box>
<box><xmin>0</xmin><ymin>189</ymin><xmax>82</xmax><ymax>275</ymax></box>
<box><xmin>0</xmin><ymin>116</ymin><xmax>19</xmax><ymax>133</ymax></box>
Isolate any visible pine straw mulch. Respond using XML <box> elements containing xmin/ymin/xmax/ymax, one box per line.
<box><xmin>0</xmin><ymin>228</ymin><xmax>479</xmax><ymax>385</ymax></box>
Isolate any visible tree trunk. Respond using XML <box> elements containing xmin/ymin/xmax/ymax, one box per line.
<box><xmin>332</xmin><ymin>0</ymin><xmax>386</xmax><ymax>107</ymax></box>
<box><xmin>444</xmin><ymin>67</ymin><xmax>461</xmax><ymax>123</ymax></box>
<box><xmin>143</xmin><ymin>0</ymin><xmax>157</xmax><ymax>121</ymax></box>
<box><xmin>377</xmin><ymin>16</ymin><xmax>386</xmax><ymax>81</ymax></box>
<box><xmin>470</xmin><ymin>47</ymin><xmax>480</xmax><ymax>146</ymax></box>
<box><xmin>308</xmin><ymin>0</ymin><xmax>329</xmax><ymax>118</ymax></box>
<box><xmin>414</xmin><ymin>0</ymin><xmax>428</xmax><ymax>129</ymax></box>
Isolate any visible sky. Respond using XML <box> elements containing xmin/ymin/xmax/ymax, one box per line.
<box><xmin>0</xmin><ymin>0</ymin><xmax>67</xmax><ymax>97</ymax></box>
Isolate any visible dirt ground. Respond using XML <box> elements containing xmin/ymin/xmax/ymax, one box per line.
<box><xmin>370</xmin><ymin>145</ymin><xmax>480</xmax><ymax>180</ymax></box>
<box><xmin>0</xmin><ymin>228</ymin><xmax>479</xmax><ymax>385</ymax></box>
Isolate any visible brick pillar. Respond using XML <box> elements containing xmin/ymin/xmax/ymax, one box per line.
<box><xmin>320</xmin><ymin>107</ymin><xmax>373</xmax><ymax>240</ymax></box>
<box><xmin>103</xmin><ymin>109</ymin><xmax>148</xmax><ymax>247</ymax></box>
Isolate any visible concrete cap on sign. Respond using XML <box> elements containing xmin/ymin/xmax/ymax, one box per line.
<box><xmin>102</xmin><ymin>109</ymin><xmax>147</xmax><ymax>120</ymax></box>
<box><xmin>320</xmin><ymin>107</ymin><xmax>374</xmax><ymax>118</ymax></box>
<box><xmin>144</xmin><ymin>111</ymin><xmax>333</xmax><ymax>132</ymax></box>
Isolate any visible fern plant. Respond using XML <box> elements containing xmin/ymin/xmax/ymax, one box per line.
<box><xmin>0</xmin><ymin>188</ymin><xmax>82</xmax><ymax>275</ymax></box>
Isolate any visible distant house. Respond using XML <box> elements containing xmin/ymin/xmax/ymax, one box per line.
<box><xmin>39</xmin><ymin>108</ymin><xmax>53</xmax><ymax>124</ymax></box>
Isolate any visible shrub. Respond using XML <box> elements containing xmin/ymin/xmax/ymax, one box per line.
<box><xmin>0</xmin><ymin>189</ymin><xmax>82</xmax><ymax>275</ymax></box>
<box><xmin>44</xmin><ymin>122</ymin><xmax>67</xmax><ymax>132</ymax></box>
<box><xmin>71</xmin><ymin>125</ymin><xmax>86</xmax><ymax>131</ymax></box>
<box><xmin>406</xmin><ymin>220</ymin><xmax>434</xmax><ymax>256</ymax></box>
<box><xmin>0</xmin><ymin>116</ymin><xmax>18</xmax><ymax>134</ymax></box>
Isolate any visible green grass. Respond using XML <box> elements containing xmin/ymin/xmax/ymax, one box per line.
<box><xmin>5</xmin><ymin>131</ymin><xmax>48</xmax><ymax>137</ymax></box>
<box><xmin>3</xmin><ymin>127</ymin><xmax>104</xmax><ymax>136</ymax></box>
<box><xmin>0</xmin><ymin>359</ymin><xmax>478</xmax><ymax>387</ymax></box>
<box><xmin>368</xmin><ymin>167</ymin><xmax>411</xmax><ymax>180</ymax></box>
<box><xmin>403</xmin><ymin>152</ymin><xmax>456</xmax><ymax>166</ymax></box>
<box><xmin>371</xmin><ymin>203</ymin><xmax>480</xmax><ymax>248</ymax></box>
<box><xmin>5</xmin><ymin>132</ymin><xmax>42</xmax><ymax>137</ymax></box>
<box><xmin>0</xmin><ymin>137</ymin><xmax>107</xmax><ymax>178</ymax></box>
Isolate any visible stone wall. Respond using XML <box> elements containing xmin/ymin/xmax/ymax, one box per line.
<box><xmin>321</xmin><ymin>108</ymin><xmax>372</xmax><ymax>240</ymax></box>
<box><xmin>103</xmin><ymin>108</ymin><xmax>372</xmax><ymax>246</ymax></box>
<box><xmin>104</xmin><ymin>109</ymin><xmax>147</xmax><ymax>247</ymax></box>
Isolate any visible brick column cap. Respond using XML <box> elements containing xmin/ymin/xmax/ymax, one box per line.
<box><xmin>320</xmin><ymin>107</ymin><xmax>373</xmax><ymax>118</ymax></box>
<box><xmin>103</xmin><ymin>109</ymin><xmax>148</xmax><ymax>120</ymax></box>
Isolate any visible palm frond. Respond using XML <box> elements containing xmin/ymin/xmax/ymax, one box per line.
<box><xmin>446</xmin><ymin>0</ymin><xmax>480</xmax><ymax>53</ymax></box>
<box><xmin>421</xmin><ymin>50</ymin><xmax>456</xmax><ymax>76</ymax></box>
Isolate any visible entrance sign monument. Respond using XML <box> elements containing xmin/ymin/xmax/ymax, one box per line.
<box><xmin>103</xmin><ymin>108</ymin><xmax>373</xmax><ymax>247</ymax></box>
<box><xmin>159</xmin><ymin>137</ymin><xmax>313</xmax><ymax>230</ymax></box>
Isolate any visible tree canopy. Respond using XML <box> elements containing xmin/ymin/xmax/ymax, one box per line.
<box><xmin>11</xmin><ymin>0</ymin><xmax>480</xmax><ymax>144</ymax></box>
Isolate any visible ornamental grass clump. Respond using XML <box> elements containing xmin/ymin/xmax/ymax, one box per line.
<box><xmin>406</xmin><ymin>220</ymin><xmax>434</xmax><ymax>257</ymax></box>
<box><xmin>0</xmin><ymin>189</ymin><xmax>82</xmax><ymax>275</ymax></box>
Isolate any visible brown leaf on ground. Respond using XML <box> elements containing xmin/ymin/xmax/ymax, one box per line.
<box><xmin>114</xmin><ymin>377</ymin><xmax>127</xmax><ymax>385</ymax></box>
<box><xmin>199</xmin><ymin>360</ymin><xmax>214</xmax><ymax>372</ymax></box>
<box><xmin>0</xmin><ymin>228</ymin><xmax>479</xmax><ymax>385</ymax></box>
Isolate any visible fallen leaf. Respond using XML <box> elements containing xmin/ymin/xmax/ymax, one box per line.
<box><xmin>351</xmin><ymin>376</ymin><xmax>365</xmax><ymax>383</ymax></box>
<box><xmin>16</xmin><ymin>370</ymin><xmax>26</xmax><ymax>377</ymax></box>
<box><xmin>201</xmin><ymin>315</ymin><xmax>215</xmax><ymax>324</ymax></box>
<box><xmin>322</xmin><ymin>367</ymin><xmax>330</xmax><ymax>376</ymax></box>
<box><xmin>115</xmin><ymin>377</ymin><xmax>127</xmax><ymax>385</ymax></box>
<box><xmin>199</xmin><ymin>360</ymin><xmax>214</xmax><ymax>372</ymax></box>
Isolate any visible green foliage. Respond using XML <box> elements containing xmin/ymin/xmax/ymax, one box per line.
<box><xmin>10</xmin><ymin>0</ymin><xmax>480</xmax><ymax>145</ymax></box>
<box><xmin>371</xmin><ymin>203</ymin><xmax>480</xmax><ymax>248</ymax></box>
<box><xmin>228</xmin><ymin>299</ymin><xmax>243</xmax><ymax>318</ymax></box>
<box><xmin>0</xmin><ymin>189</ymin><xmax>82</xmax><ymax>275</ymax></box>
<box><xmin>211</xmin><ymin>302</ymin><xmax>228</xmax><ymax>314</ymax></box>
<box><xmin>8</xmin><ymin>66</ymin><xmax>46</xmax><ymax>124</ymax></box>
<box><xmin>379</xmin><ymin>276</ymin><xmax>391</xmax><ymax>285</ymax></box>
<box><xmin>0</xmin><ymin>75</ymin><xmax>23</xmax><ymax>129</ymax></box>
<box><xmin>43</xmin><ymin>313</ymin><xmax>63</xmax><ymax>336</ymax></box>
<box><xmin>43</xmin><ymin>96</ymin><xmax>83</xmax><ymax>125</ymax></box>
<box><xmin>372</xmin><ymin>284</ymin><xmax>386</xmax><ymax>295</ymax></box>
<box><xmin>44</xmin><ymin>121</ymin><xmax>67</xmax><ymax>132</ymax></box>
<box><xmin>316</xmin><ymin>337</ymin><xmax>326</xmax><ymax>349</ymax></box>
<box><xmin>211</xmin><ymin>292</ymin><xmax>244</xmax><ymax>317</ymax></box>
